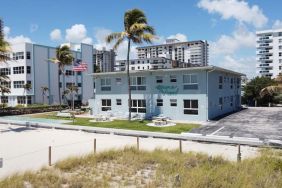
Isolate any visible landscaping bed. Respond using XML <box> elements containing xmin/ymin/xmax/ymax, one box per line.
<box><xmin>27</xmin><ymin>112</ymin><xmax>199</xmax><ymax>134</ymax></box>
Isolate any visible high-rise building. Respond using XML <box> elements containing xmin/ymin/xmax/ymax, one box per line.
<box><xmin>93</xmin><ymin>48</ymin><xmax>116</xmax><ymax>73</ymax></box>
<box><xmin>256</xmin><ymin>28</ymin><xmax>282</xmax><ymax>78</ymax></box>
<box><xmin>0</xmin><ymin>42</ymin><xmax>94</xmax><ymax>107</ymax></box>
<box><xmin>136</xmin><ymin>39</ymin><xmax>209</xmax><ymax>66</ymax></box>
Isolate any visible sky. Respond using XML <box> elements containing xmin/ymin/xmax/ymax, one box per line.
<box><xmin>1</xmin><ymin>0</ymin><xmax>282</xmax><ymax>78</ymax></box>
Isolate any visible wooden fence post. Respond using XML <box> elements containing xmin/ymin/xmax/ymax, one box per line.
<box><xmin>94</xmin><ymin>138</ymin><xmax>96</xmax><ymax>154</ymax></box>
<box><xmin>179</xmin><ymin>140</ymin><xmax>182</xmax><ymax>153</ymax></box>
<box><xmin>137</xmin><ymin>136</ymin><xmax>139</xmax><ymax>150</ymax></box>
<box><xmin>237</xmin><ymin>144</ymin><xmax>241</xmax><ymax>162</ymax></box>
<box><xmin>48</xmin><ymin>146</ymin><xmax>52</xmax><ymax>166</ymax></box>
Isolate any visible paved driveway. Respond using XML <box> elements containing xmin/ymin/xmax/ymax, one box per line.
<box><xmin>191</xmin><ymin>107</ymin><xmax>282</xmax><ymax>140</ymax></box>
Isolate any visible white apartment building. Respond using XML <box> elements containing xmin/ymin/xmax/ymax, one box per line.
<box><xmin>0</xmin><ymin>42</ymin><xmax>94</xmax><ymax>107</ymax></box>
<box><xmin>93</xmin><ymin>48</ymin><xmax>116</xmax><ymax>72</ymax></box>
<box><xmin>136</xmin><ymin>39</ymin><xmax>209</xmax><ymax>66</ymax></box>
<box><xmin>115</xmin><ymin>57</ymin><xmax>175</xmax><ymax>72</ymax></box>
<box><xmin>256</xmin><ymin>28</ymin><xmax>282</xmax><ymax>78</ymax></box>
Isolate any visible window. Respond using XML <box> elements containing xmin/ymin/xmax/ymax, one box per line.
<box><xmin>101</xmin><ymin>99</ymin><xmax>111</xmax><ymax>111</ymax></box>
<box><xmin>130</xmin><ymin>76</ymin><xmax>146</xmax><ymax>90</ymax></box>
<box><xmin>279</xmin><ymin>32</ymin><xmax>282</xmax><ymax>36</ymax></box>
<box><xmin>219</xmin><ymin>97</ymin><xmax>223</xmax><ymax>110</ymax></box>
<box><xmin>219</xmin><ymin>76</ymin><xmax>223</xmax><ymax>89</ymax></box>
<box><xmin>131</xmin><ymin>67</ymin><xmax>135</xmax><ymax>70</ymax></box>
<box><xmin>0</xmin><ymin>68</ymin><xmax>11</xmax><ymax>75</ymax></box>
<box><xmin>1</xmin><ymin>96</ymin><xmax>8</xmax><ymax>104</ymax></box>
<box><xmin>27</xmin><ymin>80</ymin><xmax>32</xmax><ymax>86</ymax></box>
<box><xmin>13</xmin><ymin>81</ymin><xmax>24</xmax><ymax>88</ymax></box>
<box><xmin>13</xmin><ymin>66</ymin><xmax>24</xmax><ymax>74</ymax></box>
<box><xmin>170</xmin><ymin>75</ymin><xmax>177</xmax><ymax>82</ymax></box>
<box><xmin>280</xmin><ymin>59</ymin><xmax>282</xmax><ymax>63</ymax></box>
<box><xmin>26</xmin><ymin>66</ymin><xmax>31</xmax><ymax>74</ymax></box>
<box><xmin>101</xmin><ymin>78</ymin><xmax>111</xmax><ymax>91</ymax></box>
<box><xmin>0</xmin><ymin>81</ymin><xmax>11</xmax><ymax>88</ymax></box>
<box><xmin>279</xmin><ymin>52</ymin><xmax>282</xmax><ymax>57</ymax></box>
<box><xmin>27</xmin><ymin>96</ymin><xmax>32</xmax><ymax>104</ymax></box>
<box><xmin>183</xmin><ymin>100</ymin><xmax>198</xmax><ymax>115</ymax></box>
<box><xmin>279</xmin><ymin>39</ymin><xmax>282</xmax><ymax>43</ymax></box>
<box><xmin>183</xmin><ymin>74</ymin><xmax>198</xmax><ymax>90</ymax></box>
<box><xmin>156</xmin><ymin>99</ymin><xmax>163</xmax><ymax>106</ymax></box>
<box><xmin>230</xmin><ymin>96</ymin><xmax>233</xmax><ymax>107</ymax></box>
<box><xmin>12</xmin><ymin>52</ymin><xmax>24</xmax><ymax>60</ymax></box>
<box><xmin>77</xmin><ymin>72</ymin><xmax>82</xmax><ymax>75</ymax></box>
<box><xmin>156</xmin><ymin>76</ymin><xmax>163</xmax><ymax>83</ymax></box>
<box><xmin>237</xmin><ymin>78</ymin><xmax>240</xmax><ymax>88</ymax></box>
<box><xmin>116</xmin><ymin>99</ymin><xmax>122</xmax><ymax>105</ymax></box>
<box><xmin>131</xmin><ymin>99</ymin><xmax>146</xmax><ymax>113</ymax></box>
<box><xmin>26</xmin><ymin>51</ymin><xmax>31</xmax><ymax>59</ymax></box>
<box><xmin>65</xmin><ymin>70</ymin><xmax>74</xmax><ymax>76</ymax></box>
<box><xmin>17</xmin><ymin>96</ymin><xmax>26</xmax><ymax>104</ymax></box>
<box><xmin>116</xmin><ymin>77</ymin><xmax>122</xmax><ymax>85</ymax></box>
<box><xmin>59</xmin><ymin>82</ymin><xmax>62</xmax><ymax>88</ymax></box>
<box><xmin>279</xmin><ymin>46</ymin><xmax>282</xmax><ymax>50</ymax></box>
<box><xmin>230</xmin><ymin>78</ymin><xmax>233</xmax><ymax>89</ymax></box>
<box><xmin>77</xmin><ymin>83</ymin><xmax>82</xmax><ymax>87</ymax></box>
<box><xmin>170</xmin><ymin>99</ymin><xmax>177</xmax><ymax>107</ymax></box>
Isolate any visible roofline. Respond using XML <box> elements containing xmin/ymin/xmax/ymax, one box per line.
<box><xmin>89</xmin><ymin>66</ymin><xmax>245</xmax><ymax>77</ymax></box>
<box><xmin>256</xmin><ymin>28</ymin><xmax>282</xmax><ymax>34</ymax></box>
<box><xmin>116</xmin><ymin>57</ymin><xmax>173</xmax><ymax>62</ymax></box>
<box><xmin>136</xmin><ymin>40</ymin><xmax>208</xmax><ymax>49</ymax></box>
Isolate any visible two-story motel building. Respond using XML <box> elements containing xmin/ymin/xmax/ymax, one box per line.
<box><xmin>89</xmin><ymin>66</ymin><xmax>243</xmax><ymax>121</ymax></box>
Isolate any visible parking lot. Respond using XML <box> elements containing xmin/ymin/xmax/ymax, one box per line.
<box><xmin>191</xmin><ymin>107</ymin><xmax>282</xmax><ymax>140</ymax></box>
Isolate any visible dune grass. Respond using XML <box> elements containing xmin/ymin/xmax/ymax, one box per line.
<box><xmin>27</xmin><ymin>112</ymin><xmax>199</xmax><ymax>134</ymax></box>
<box><xmin>1</xmin><ymin>148</ymin><xmax>282</xmax><ymax>188</ymax></box>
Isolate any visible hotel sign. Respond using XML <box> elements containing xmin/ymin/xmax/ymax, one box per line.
<box><xmin>156</xmin><ymin>85</ymin><xmax>179</xmax><ymax>95</ymax></box>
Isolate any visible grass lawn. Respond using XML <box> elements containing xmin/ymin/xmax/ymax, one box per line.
<box><xmin>26</xmin><ymin>112</ymin><xmax>199</xmax><ymax>134</ymax></box>
<box><xmin>1</xmin><ymin>148</ymin><xmax>282</xmax><ymax>187</ymax></box>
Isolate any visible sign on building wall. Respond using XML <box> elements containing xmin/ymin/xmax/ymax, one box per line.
<box><xmin>156</xmin><ymin>85</ymin><xmax>179</xmax><ymax>95</ymax></box>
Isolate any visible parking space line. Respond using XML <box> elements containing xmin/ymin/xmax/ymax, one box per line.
<box><xmin>209</xmin><ymin>127</ymin><xmax>225</xmax><ymax>135</ymax></box>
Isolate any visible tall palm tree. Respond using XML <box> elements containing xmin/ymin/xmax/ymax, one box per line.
<box><xmin>23</xmin><ymin>83</ymin><xmax>32</xmax><ymax>106</ymax></box>
<box><xmin>106</xmin><ymin>8</ymin><xmax>156</xmax><ymax>120</ymax></box>
<box><xmin>49</xmin><ymin>45</ymin><xmax>73</xmax><ymax>110</ymax></box>
<box><xmin>0</xmin><ymin>19</ymin><xmax>11</xmax><ymax>84</ymax></box>
<box><xmin>67</xmin><ymin>85</ymin><xmax>78</xmax><ymax>110</ymax></box>
<box><xmin>41</xmin><ymin>86</ymin><xmax>49</xmax><ymax>104</ymax></box>
<box><xmin>0</xmin><ymin>85</ymin><xmax>10</xmax><ymax>109</ymax></box>
<box><xmin>62</xmin><ymin>90</ymin><xmax>70</xmax><ymax>108</ymax></box>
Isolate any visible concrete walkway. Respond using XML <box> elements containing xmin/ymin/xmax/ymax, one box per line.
<box><xmin>0</xmin><ymin>123</ymin><xmax>258</xmax><ymax>179</ymax></box>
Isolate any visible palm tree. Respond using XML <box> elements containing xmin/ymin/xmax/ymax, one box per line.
<box><xmin>67</xmin><ymin>85</ymin><xmax>79</xmax><ymax>110</ymax></box>
<box><xmin>106</xmin><ymin>8</ymin><xmax>156</xmax><ymax>120</ymax></box>
<box><xmin>0</xmin><ymin>85</ymin><xmax>10</xmax><ymax>109</ymax></box>
<box><xmin>49</xmin><ymin>45</ymin><xmax>73</xmax><ymax>110</ymax></box>
<box><xmin>41</xmin><ymin>86</ymin><xmax>49</xmax><ymax>104</ymax></box>
<box><xmin>62</xmin><ymin>89</ymin><xmax>70</xmax><ymax>108</ymax></box>
<box><xmin>0</xmin><ymin>19</ymin><xmax>10</xmax><ymax>63</ymax></box>
<box><xmin>23</xmin><ymin>83</ymin><xmax>32</xmax><ymax>106</ymax></box>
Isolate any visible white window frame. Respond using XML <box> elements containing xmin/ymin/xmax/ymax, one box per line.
<box><xmin>183</xmin><ymin>74</ymin><xmax>198</xmax><ymax>90</ymax></box>
<box><xmin>13</xmin><ymin>81</ymin><xmax>24</xmax><ymax>88</ymax></box>
<box><xmin>156</xmin><ymin>76</ymin><xmax>163</xmax><ymax>83</ymax></box>
<box><xmin>13</xmin><ymin>66</ymin><xmax>24</xmax><ymax>74</ymax></box>
<box><xmin>101</xmin><ymin>78</ymin><xmax>111</xmax><ymax>91</ymax></box>
<box><xmin>130</xmin><ymin>76</ymin><xmax>146</xmax><ymax>91</ymax></box>
<box><xmin>101</xmin><ymin>99</ymin><xmax>111</xmax><ymax>111</ymax></box>
<box><xmin>170</xmin><ymin>99</ymin><xmax>177</xmax><ymax>107</ymax></box>
<box><xmin>131</xmin><ymin>99</ymin><xmax>146</xmax><ymax>113</ymax></box>
<box><xmin>183</xmin><ymin>99</ymin><xmax>198</xmax><ymax>115</ymax></box>
<box><xmin>170</xmin><ymin>75</ymin><xmax>177</xmax><ymax>82</ymax></box>
<box><xmin>17</xmin><ymin>96</ymin><xmax>26</xmax><ymax>104</ymax></box>
<box><xmin>116</xmin><ymin>99</ymin><xmax>122</xmax><ymax>105</ymax></box>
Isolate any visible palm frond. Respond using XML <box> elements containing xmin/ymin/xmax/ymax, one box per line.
<box><xmin>106</xmin><ymin>32</ymin><xmax>125</xmax><ymax>43</ymax></box>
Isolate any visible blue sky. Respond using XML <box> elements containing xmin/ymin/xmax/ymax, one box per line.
<box><xmin>1</xmin><ymin>0</ymin><xmax>282</xmax><ymax>78</ymax></box>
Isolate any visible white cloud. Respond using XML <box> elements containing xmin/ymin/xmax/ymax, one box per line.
<box><xmin>93</xmin><ymin>28</ymin><xmax>137</xmax><ymax>60</ymax></box>
<box><xmin>273</xmin><ymin>20</ymin><xmax>282</xmax><ymax>29</ymax></box>
<box><xmin>50</xmin><ymin>29</ymin><xmax>62</xmax><ymax>41</ymax></box>
<box><xmin>197</xmin><ymin>0</ymin><xmax>268</xmax><ymax>28</ymax></box>
<box><xmin>210</xmin><ymin>24</ymin><xmax>256</xmax><ymax>55</ymax></box>
<box><xmin>217</xmin><ymin>55</ymin><xmax>256</xmax><ymax>78</ymax></box>
<box><xmin>3</xmin><ymin>26</ymin><xmax>32</xmax><ymax>44</ymax></box>
<box><xmin>65</xmin><ymin>24</ymin><xmax>93</xmax><ymax>44</ymax></box>
<box><xmin>167</xmin><ymin>33</ymin><xmax>187</xmax><ymax>42</ymax></box>
<box><xmin>30</xmin><ymin>24</ymin><xmax>39</xmax><ymax>33</ymax></box>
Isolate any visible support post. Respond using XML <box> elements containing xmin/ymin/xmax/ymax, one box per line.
<box><xmin>237</xmin><ymin>144</ymin><xmax>241</xmax><ymax>162</ymax></box>
<box><xmin>137</xmin><ymin>136</ymin><xmax>139</xmax><ymax>150</ymax></box>
<box><xmin>48</xmin><ymin>146</ymin><xmax>52</xmax><ymax>166</ymax></box>
<box><xmin>179</xmin><ymin>140</ymin><xmax>182</xmax><ymax>153</ymax></box>
<box><xmin>94</xmin><ymin>138</ymin><xmax>96</xmax><ymax>154</ymax></box>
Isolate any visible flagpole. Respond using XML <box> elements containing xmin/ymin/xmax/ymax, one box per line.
<box><xmin>72</xmin><ymin>63</ymin><xmax>75</xmax><ymax>111</ymax></box>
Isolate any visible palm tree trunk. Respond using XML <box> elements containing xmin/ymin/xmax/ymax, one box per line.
<box><xmin>58</xmin><ymin>70</ymin><xmax>62</xmax><ymax>111</ymax></box>
<box><xmin>127</xmin><ymin>39</ymin><xmax>131</xmax><ymax>121</ymax></box>
<box><xmin>42</xmin><ymin>92</ymin><xmax>44</xmax><ymax>104</ymax></box>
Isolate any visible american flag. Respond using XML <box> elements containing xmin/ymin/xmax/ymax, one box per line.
<box><xmin>73</xmin><ymin>59</ymin><xmax>88</xmax><ymax>72</ymax></box>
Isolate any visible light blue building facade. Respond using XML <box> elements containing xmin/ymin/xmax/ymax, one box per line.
<box><xmin>88</xmin><ymin>66</ymin><xmax>244</xmax><ymax>121</ymax></box>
